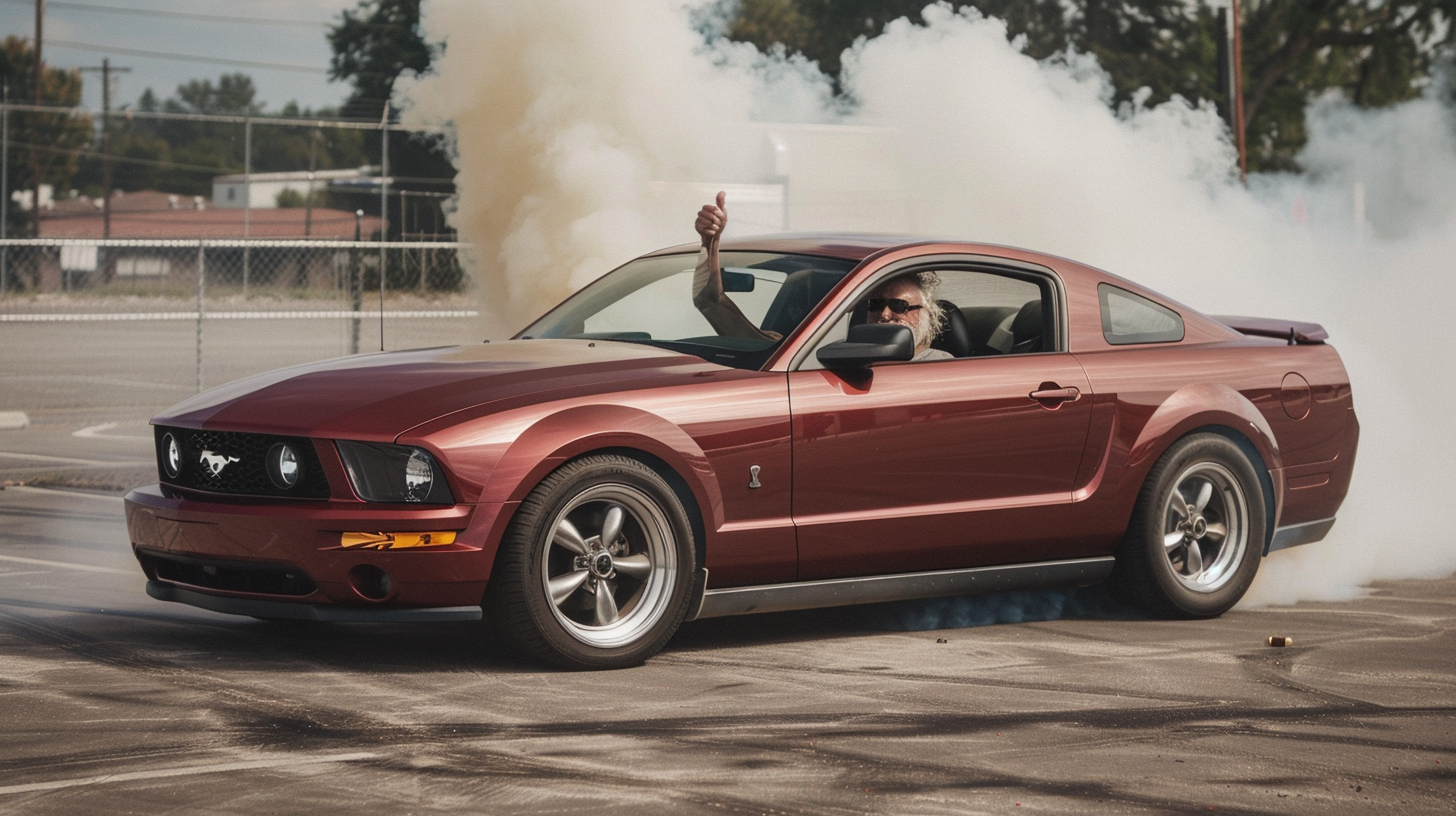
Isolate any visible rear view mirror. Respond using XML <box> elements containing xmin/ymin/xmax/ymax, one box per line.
<box><xmin>816</xmin><ymin>323</ymin><xmax>914</xmax><ymax>369</ymax></box>
<box><xmin>722</xmin><ymin>270</ymin><xmax>756</xmax><ymax>292</ymax></box>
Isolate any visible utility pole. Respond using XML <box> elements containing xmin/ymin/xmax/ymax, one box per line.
<box><xmin>79</xmin><ymin>59</ymin><xmax>131</xmax><ymax>237</ymax></box>
<box><xmin>1231</xmin><ymin>0</ymin><xmax>1247</xmax><ymax>182</ymax></box>
<box><xmin>31</xmin><ymin>0</ymin><xmax>44</xmax><ymax>238</ymax></box>
<box><xmin>1214</xmin><ymin>1</ymin><xmax>1248</xmax><ymax>182</ymax></box>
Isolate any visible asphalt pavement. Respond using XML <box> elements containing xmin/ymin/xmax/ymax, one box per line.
<box><xmin>0</xmin><ymin>483</ymin><xmax>1452</xmax><ymax>815</ymax></box>
<box><xmin>1</xmin><ymin>304</ymin><xmax>1453</xmax><ymax>813</ymax></box>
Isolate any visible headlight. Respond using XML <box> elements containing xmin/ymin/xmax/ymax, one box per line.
<box><xmin>335</xmin><ymin>441</ymin><xmax>454</xmax><ymax>504</ymax></box>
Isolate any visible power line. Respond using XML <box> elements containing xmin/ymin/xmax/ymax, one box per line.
<box><xmin>4</xmin><ymin>139</ymin><xmax>456</xmax><ymax>185</ymax></box>
<box><xmin>47</xmin><ymin>39</ymin><xmax>331</xmax><ymax>74</ymax></box>
<box><xmin>2</xmin><ymin>138</ymin><xmax>242</xmax><ymax>174</ymax></box>
<box><xmin>0</xmin><ymin>0</ymin><xmax>330</xmax><ymax>28</ymax></box>
<box><xmin>1</xmin><ymin>102</ymin><xmax>425</xmax><ymax>131</ymax></box>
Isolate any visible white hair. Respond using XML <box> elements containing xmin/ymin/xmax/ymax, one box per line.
<box><xmin>913</xmin><ymin>271</ymin><xmax>945</xmax><ymax>349</ymax></box>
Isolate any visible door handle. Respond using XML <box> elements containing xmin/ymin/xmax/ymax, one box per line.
<box><xmin>1029</xmin><ymin>385</ymin><xmax>1081</xmax><ymax>409</ymax></box>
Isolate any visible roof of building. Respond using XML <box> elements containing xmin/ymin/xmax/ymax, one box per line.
<box><xmin>212</xmin><ymin>168</ymin><xmax>373</xmax><ymax>184</ymax></box>
<box><xmin>38</xmin><ymin>190</ymin><xmax>382</xmax><ymax>239</ymax></box>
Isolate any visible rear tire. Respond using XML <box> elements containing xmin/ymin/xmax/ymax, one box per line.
<box><xmin>1111</xmin><ymin>433</ymin><xmax>1265</xmax><ymax>618</ymax></box>
<box><xmin>487</xmin><ymin>455</ymin><xmax>697</xmax><ymax>669</ymax></box>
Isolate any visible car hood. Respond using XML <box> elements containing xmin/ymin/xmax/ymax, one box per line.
<box><xmin>155</xmin><ymin>340</ymin><xmax>720</xmax><ymax>442</ymax></box>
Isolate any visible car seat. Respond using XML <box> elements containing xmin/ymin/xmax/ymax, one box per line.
<box><xmin>930</xmin><ymin>300</ymin><xmax>973</xmax><ymax>358</ymax></box>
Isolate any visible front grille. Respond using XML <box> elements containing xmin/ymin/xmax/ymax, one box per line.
<box><xmin>140</xmin><ymin>550</ymin><xmax>318</xmax><ymax>596</ymax></box>
<box><xmin>156</xmin><ymin>425</ymin><xmax>332</xmax><ymax>499</ymax></box>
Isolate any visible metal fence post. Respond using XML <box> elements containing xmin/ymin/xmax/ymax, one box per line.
<box><xmin>350</xmin><ymin>212</ymin><xmax>362</xmax><ymax>355</ymax></box>
<box><xmin>1</xmin><ymin>86</ymin><xmax>8</xmax><ymax>296</ymax></box>
<box><xmin>196</xmin><ymin>242</ymin><xmax>205</xmax><ymax>392</ymax></box>
<box><xmin>379</xmin><ymin>120</ymin><xmax>389</xmax><ymax>350</ymax></box>
<box><xmin>243</xmin><ymin>116</ymin><xmax>252</xmax><ymax>296</ymax></box>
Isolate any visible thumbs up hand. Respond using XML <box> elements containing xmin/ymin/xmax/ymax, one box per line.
<box><xmin>694</xmin><ymin>191</ymin><xmax>727</xmax><ymax>246</ymax></box>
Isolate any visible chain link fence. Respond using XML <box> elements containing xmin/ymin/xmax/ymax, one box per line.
<box><xmin>0</xmin><ymin>238</ymin><xmax>485</xmax><ymax>489</ymax></box>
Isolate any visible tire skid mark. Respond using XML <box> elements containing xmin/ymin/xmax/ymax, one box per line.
<box><xmin>656</xmin><ymin>651</ymin><xmax>1206</xmax><ymax>704</ymax></box>
<box><xmin>401</xmin><ymin>719</ymin><xmax>1288</xmax><ymax>816</ymax></box>
<box><xmin>0</xmin><ymin>607</ymin><xmax>387</xmax><ymax>738</ymax></box>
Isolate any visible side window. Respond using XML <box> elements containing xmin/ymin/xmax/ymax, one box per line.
<box><xmin>934</xmin><ymin>270</ymin><xmax>1050</xmax><ymax>356</ymax></box>
<box><xmin>1099</xmin><ymin>283</ymin><xmax>1184</xmax><ymax>345</ymax></box>
<box><xmin>801</xmin><ymin>267</ymin><xmax>1056</xmax><ymax>369</ymax></box>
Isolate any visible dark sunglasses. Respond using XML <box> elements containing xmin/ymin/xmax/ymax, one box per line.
<box><xmin>864</xmin><ymin>297</ymin><xmax>923</xmax><ymax>315</ymax></box>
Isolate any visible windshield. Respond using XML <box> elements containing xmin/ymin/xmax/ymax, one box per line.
<box><xmin>518</xmin><ymin>251</ymin><xmax>857</xmax><ymax>369</ymax></box>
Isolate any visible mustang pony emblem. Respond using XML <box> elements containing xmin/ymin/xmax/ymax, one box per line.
<box><xmin>199</xmin><ymin>450</ymin><xmax>241</xmax><ymax>476</ymax></box>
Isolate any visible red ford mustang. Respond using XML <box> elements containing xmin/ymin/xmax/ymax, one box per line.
<box><xmin>124</xmin><ymin>235</ymin><xmax>1358</xmax><ymax>669</ymax></box>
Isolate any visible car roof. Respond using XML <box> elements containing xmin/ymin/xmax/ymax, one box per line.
<box><xmin>644</xmin><ymin>234</ymin><xmax>943</xmax><ymax>263</ymax></box>
<box><xmin>643</xmin><ymin>233</ymin><xmax>1099</xmax><ymax>272</ymax></box>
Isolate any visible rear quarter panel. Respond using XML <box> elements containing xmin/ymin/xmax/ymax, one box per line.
<box><xmin>1057</xmin><ymin>254</ymin><xmax>1357</xmax><ymax>544</ymax></box>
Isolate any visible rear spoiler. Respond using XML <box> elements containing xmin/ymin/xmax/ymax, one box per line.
<box><xmin>1212</xmin><ymin>315</ymin><xmax>1328</xmax><ymax>345</ymax></box>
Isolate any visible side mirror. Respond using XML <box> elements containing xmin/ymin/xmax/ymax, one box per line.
<box><xmin>722</xmin><ymin>270</ymin><xmax>756</xmax><ymax>292</ymax></box>
<box><xmin>816</xmin><ymin>323</ymin><xmax>914</xmax><ymax>369</ymax></box>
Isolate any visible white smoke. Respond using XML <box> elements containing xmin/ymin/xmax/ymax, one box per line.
<box><xmin>402</xmin><ymin>1</ymin><xmax>1456</xmax><ymax>606</ymax></box>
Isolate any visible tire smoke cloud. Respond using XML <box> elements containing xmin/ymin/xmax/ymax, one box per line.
<box><xmin>402</xmin><ymin>1</ymin><xmax>1456</xmax><ymax>609</ymax></box>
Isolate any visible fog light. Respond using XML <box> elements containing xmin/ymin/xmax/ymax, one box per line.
<box><xmin>267</xmin><ymin>442</ymin><xmax>301</xmax><ymax>490</ymax></box>
<box><xmin>162</xmin><ymin>433</ymin><xmax>182</xmax><ymax>479</ymax></box>
<box><xmin>348</xmin><ymin>564</ymin><xmax>393</xmax><ymax>601</ymax></box>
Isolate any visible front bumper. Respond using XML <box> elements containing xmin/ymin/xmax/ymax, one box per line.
<box><xmin>145</xmin><ymin>581</ymin><xmax>483</xmax><ymax>622</ymax></box>
<box><xmin>124</xmin><ymin>483</ymin><xmax>506</xmax><ymax>615</ymax></box>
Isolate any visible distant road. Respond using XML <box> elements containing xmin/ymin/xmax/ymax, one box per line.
<box><xmin>0</xmin><ymin>297</ymin><xmax>484</xmax><ymax>489</ymax></box>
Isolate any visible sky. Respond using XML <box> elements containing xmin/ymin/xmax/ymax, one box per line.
<box><xmin>1</xmin><ymin>0</ymin><xmax>359</xmax><ymax>113</ymax></box>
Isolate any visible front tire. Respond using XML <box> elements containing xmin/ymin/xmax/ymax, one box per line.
<box><xmin>488</xmin><ymin>455</ymin><xmax>697</xmax><ymax>669</ymax></box>
<box><xmin>1111</xmin><ymin>433</ymin><xmax>1266</xmax><ymax>618</ymax></box>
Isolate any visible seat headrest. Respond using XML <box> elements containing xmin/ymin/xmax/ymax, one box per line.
<box><xmin>1011</xmin><ymin>299</ymin><xmax>1043</xmax><ymax>341</ymax></box>
<box><xmin>931</xmin><ymin>300</ymin><xmax>972</xmax><ymax>358</ymax></box>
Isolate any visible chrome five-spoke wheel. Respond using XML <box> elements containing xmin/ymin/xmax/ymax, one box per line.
<box><xmin>1112</xmin><ymin>433</ymin><xmax>1266</xmax><ymax>618</ymax></box>
<box><xmin>542</xmin><ymin>483</ymin><xmax>676</xmax><ymax>648</ymax></box>
<box><xmin>1161</xmin><ymin>461</ymin><xmax>1248</xmax><ymax>592</ymax></box>
<box><xmin>490</xmin><ymin>454</ymin><xmax>697</xmax><ymax>669</ymax></box>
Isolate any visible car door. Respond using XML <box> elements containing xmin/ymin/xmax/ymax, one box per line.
<box><xmin>788</xmin><ymin>266</ymin><xmax>1094</xmax><ymax>580</ymax></box>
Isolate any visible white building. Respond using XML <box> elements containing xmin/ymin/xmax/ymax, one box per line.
<box><xmin>212</xmin><ymin>168</ymin><xmax>372</xmax><ymax>209</ymax></box>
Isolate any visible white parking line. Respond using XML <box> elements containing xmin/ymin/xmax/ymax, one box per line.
<box><xmin>0</xmin><ymin>452</ymin><xmax>150</xmax><ymax>467</ymax></box>
<box><xmin>0</xmin><ymin>752</ymin><xmax>379</xmax><ymax>795</ymax></box>
<box><xmin>0</xmin><ymin>554</ymin><xmax>133</xmax><ymax>576</ymax></box>
<box><xmin>73</xmin><ymin>423</ymin><xmax>152</xmax><ymax>442</ymax></box>
<box><xmin>4</xmin><ymin>486</ymin><xmax>124</xmax><ymax>503</ymax></box>
<box><xmin>0</xmin><ymin>310</ymin><xmax>478</xmax><ymax>322</ymax></box>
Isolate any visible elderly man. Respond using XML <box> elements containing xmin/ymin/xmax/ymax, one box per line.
<box><xmin>693</xmin><ymin>191</ymin><xmax>949</xmax><ymax>360</ymax></box>
<box><xmin>861</xmin><ymin>272</ymin><xmax>950</xmax><ymax>361</ymax></box>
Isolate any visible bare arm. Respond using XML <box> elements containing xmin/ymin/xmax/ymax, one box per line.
<box><xmin>692</xmin><ymin>191</ymin><xmax>781</xmax><ymax>342</ymax></box>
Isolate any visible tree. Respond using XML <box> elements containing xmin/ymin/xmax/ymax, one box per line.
<box><xmin>724</xmin><ymin>1</ymin><xmax>1456</xmax><ymax>173</ymax></box>
<box><xmin>329</xmin><ymin>0</ymin><xmax>434</xmax><ymax>121</ymax></box>
<box><xmin>74</xmin><ymin>74</ymin><xmax>373</xmax><ymax>197</ymax></box>
<box><xmin>328</xmin><ymin>0</ymin><xmax>454</xmax><ymax>236</ymax></box>
<box><xmin>0</xmin><ymin>36</ymin><xmax>93</xmax><ymax>235</ymax></box>
<box><xmin>1239</xmin><ymin>0</ymin><xmax>1456</xmax><ymax>172</ymax></box>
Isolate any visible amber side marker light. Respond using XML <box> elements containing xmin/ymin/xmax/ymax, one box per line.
<box><xmin>340</xmin><ymin>531</ymin><xmax>458</xmax><ymax>550</ymax></box>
